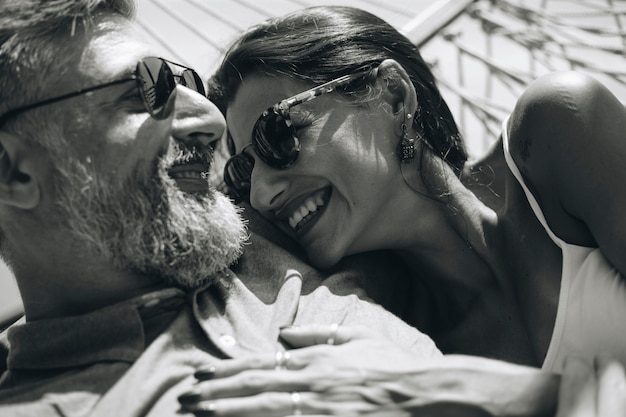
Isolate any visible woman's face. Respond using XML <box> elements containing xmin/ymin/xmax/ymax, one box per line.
<box><xmin>226</xmin><ymin>73</ymin><xmax>406</xmax><ymax>268</ymax></box>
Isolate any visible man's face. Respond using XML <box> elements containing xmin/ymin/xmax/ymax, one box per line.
<box><xmin>46</xmin><ymin>16</ymin><xmax>246</xmax><ymax>288</ymax></box>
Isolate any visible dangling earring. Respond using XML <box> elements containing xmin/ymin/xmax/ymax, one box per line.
<box><xmin>398</xmin><ymin>113</ymin><xmax>416</xmax><ymax>162</ymax></box>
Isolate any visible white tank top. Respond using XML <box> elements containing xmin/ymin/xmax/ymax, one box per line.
<box><xmin>502</xmin><ymin>118</ymin><xmax>626</xmax><ymax>372</ymax></box>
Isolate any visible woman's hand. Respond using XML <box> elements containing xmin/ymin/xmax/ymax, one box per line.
<box><xmin>179</xmin><ymin>324</ymin><xmax>423</xmax><ymax>416</ymax></box>
<box><xmin>556</xmin><ymin>355</ymin><xmax>626</xmax><ymax>417</ymax></box>
<box><xmin>178</xmin><ymin>324</ymin><xmax>558</xmax><ymax>416</ymax></box>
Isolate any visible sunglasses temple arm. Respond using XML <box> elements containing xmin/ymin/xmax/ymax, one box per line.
<box><xmin>279</xmin><ymin>72</ymin><xmax>367</xmax><ymax>110</ymax></box>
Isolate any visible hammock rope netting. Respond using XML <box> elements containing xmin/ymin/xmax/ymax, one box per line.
<box><xmin>421</xmin><ymin>0</ymin><xmax>626</xmax><ymax>156</ymax></box>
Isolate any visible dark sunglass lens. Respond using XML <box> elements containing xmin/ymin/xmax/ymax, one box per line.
<box><xmin>137</xmin><ymin>58</ymin><xmax>175</xmax><ymax>119</ymax></box>
<box><xmin>254</xmin><ymin>111</ymin><xmax>299</xmax><ymax>168</ymax></box>
<box><xmin>181</xmin><ymin>70</ymin><xmax>206</xmax><ymax>96</ymax></box>
<box><xmin>224</xmin><ymin>154</ymin><xmax>254</xmax><ymax>199</ymax></box>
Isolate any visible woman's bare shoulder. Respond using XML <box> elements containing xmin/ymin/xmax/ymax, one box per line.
<box><xmin>506</xmin><ymin>71</ymin><xmax>626</xmax><ymax>255</ymax></box>
<box><xmin>507</xmin><ymin>71</ymin><xmax>617</xmax><ymax>163</ymax></box>
<box><xmin>508</xmin><ymin>71</ymin><xmax>624</xmax><ymax>181</ymax></box>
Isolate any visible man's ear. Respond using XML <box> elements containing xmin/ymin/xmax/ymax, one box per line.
<box><xmin>0</xmin><ymin>132</ymin><xmax>41</xmax><ymax>210</ymax></box>
<box><xmin>373</xmin><ymin>59</ymin><xmax>418</xmax><ymax>132</ymax></box>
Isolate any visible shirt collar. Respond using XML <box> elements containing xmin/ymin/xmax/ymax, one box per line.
<box><xmin>6</xmin><ymin>288</ymin><xmax>185</xmax><ymax>370</ymax></box>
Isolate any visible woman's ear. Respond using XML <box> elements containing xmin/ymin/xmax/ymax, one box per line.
<box><xmin>373</xmin><ymin>59</ymin><xmax>418</xmax><ymax>125</ymax></box>
<box><xmin>0</xmin><ymin>132</ymin><xmax>41</xmax><ymax>210</ymax></box>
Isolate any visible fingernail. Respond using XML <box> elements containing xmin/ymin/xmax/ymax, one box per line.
<box><xmin>193</xmin><ymin>402</ymin><xmax>217</xmax><ymax>417</ymax></box>
<box><xmin>178</xmin><ymin>389</ymin><xmax>202</xmax><ymax>405</ymax></box>
<box><xmin>194</xmin><ymin>366</ymin><xmax>216</xmax><ymax>380</ymax></box>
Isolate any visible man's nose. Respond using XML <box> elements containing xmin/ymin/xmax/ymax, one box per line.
<box><xmin>171</xmin><ymin>85</ymin><xmax>225</xmax><ymax>148</ymax></box>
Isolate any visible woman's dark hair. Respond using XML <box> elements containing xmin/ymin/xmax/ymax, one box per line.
<box><xmin>209</xmin><ymin>5</ymin><xmax>467</xmax><ymax>172</ymax></box>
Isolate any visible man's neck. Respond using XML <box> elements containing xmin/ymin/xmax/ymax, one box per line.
<box><xmin>16</xmin><ymin>265</ymin><xmax>169</xmax><ymax>321</ymax></box>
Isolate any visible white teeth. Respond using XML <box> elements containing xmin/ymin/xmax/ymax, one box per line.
<box><xmin>288</xmin><ymin>193</ymin><xmax>327</xmax><ymax>230</ymax></box>
<box><xmin>289</xmin><ymin>214</ymin><xmax>301</xmax><ymax>229</ymax></box>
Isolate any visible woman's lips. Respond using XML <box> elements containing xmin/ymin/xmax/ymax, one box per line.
<box><xmin>286</xmin><ymin>187</ymin><xmax>332</xmax><ymax>232</ymax></box>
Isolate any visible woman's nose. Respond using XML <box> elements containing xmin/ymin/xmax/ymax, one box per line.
<box><xmin>248</xmin><ymin>158</ymin><xmax>287</xmax><ymax>212</ymax></box>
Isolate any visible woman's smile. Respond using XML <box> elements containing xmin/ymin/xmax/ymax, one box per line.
<box><xmin>275</xmin><ymin>187</ymin><xmax>332</xmax><ymax>234</ymax></box>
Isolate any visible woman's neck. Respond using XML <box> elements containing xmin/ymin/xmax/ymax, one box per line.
<box><xmin>396</xmin><ymin>166</ymin><xmax>501</xmax><ymax>287</ymax></box>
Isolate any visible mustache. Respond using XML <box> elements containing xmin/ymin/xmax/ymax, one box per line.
<box><xmin>164</xmin><ymin>141</ymin><xmax>214</xmax><ymax>169</ymax></box>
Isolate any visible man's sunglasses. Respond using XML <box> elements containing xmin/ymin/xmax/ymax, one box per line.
<box><xmin>223</xmin><ymin>68</ymin><xmax>373</xmax><ymax>201</ymax></box>
<box><xmin>0</xmin><ymin>57</ymin><xmax>205</xmax><ymax>128</ymax></box>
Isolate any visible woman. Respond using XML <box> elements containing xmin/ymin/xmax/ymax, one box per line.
<box><xmin>177</xmin><ymin>324</ymin><xmax>625</xmax><ymax>416</ymax></box>
<box><xmin>207</xmin><ymin>5</ymin><xmax>626</xmax><ymax>371</ymax></box>
<box><xmin>174</xmin><ymin>6</ymin><xmax>626</xmax><ymax>416</ymax></box>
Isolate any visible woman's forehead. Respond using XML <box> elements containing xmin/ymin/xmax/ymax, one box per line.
<box><xmin>226</xmin><ymin>75</ymin><xmax>306</xmax><ymax>142</ymax></box>
<box><xmin>232</xmin><ymin>74</ymin><xmax>308</xmax><ymax>109</ymax></box>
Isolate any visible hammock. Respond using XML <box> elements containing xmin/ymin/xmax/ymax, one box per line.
<box><xmin>414</xmin><ymin>0</ymin><xmax>626</xmax><ymax>156</ymax></box>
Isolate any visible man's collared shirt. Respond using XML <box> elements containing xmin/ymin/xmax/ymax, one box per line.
<box><xmin>0</xmin><ymin>270</ymin><xmax>440</xmax><ymax>416</ymax></box>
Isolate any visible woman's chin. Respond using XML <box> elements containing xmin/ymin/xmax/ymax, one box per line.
<box><xmin>305</xmin><ymin>246</ymin><xmax>345</xmax><ymax>271</ymax></box>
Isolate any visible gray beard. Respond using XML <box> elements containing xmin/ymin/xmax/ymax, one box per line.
<box><xmin>52</xmin><ymin>143</ymin><xmax>247</xmax><ymax>289</ymax></box>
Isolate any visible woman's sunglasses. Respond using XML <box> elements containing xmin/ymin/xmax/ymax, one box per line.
<box><xmin>223</xmin><ymin>68</ymin><xmax>373</xmax><ymax>201</ymax></box>
<box><xmin>0</xmin><ymin>57</ymin><xmax>205</xmax><ymax>128</ymax></box>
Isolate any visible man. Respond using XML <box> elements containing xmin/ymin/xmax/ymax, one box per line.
<box><xmin>0</xmin><ymin>0</ymin><xmax>438</xmax><ymax>415</ymax></box>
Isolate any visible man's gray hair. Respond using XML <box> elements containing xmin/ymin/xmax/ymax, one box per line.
<box><xmin>0</xmin><ymin>0</ymin><xmax>137</xmax><ymax>138</ymax></box>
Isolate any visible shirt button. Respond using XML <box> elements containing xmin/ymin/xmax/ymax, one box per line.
<box><xmin>219</xmin><ymin>334</ymin><xmax>236</xmax><ymax>347</ymax></box>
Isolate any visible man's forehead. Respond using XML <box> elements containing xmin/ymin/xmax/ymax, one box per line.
<box><xmin>76</xmin><ymin>19</ymin><xmax>157</xmax><ymax>82</ymax></box>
